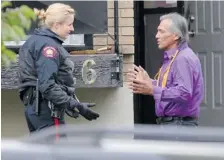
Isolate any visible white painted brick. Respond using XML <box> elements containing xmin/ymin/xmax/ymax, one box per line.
<box><xmin>108</xmin><ymin>18</ymin><xmax>114</xmax><ymax>27</ymax></box>
<box><xmin>108</xmin><ymin>27</ymin><xmax>122</xmax><ymax>36</ymax></box>
<box><xmin>119</xmin><ymin>18</ymin><xmax>134</xmax><ymax>27</ymax></box>
<box><xmin>108</xmin><ymin>1</ymin><xmax>134</xmax><ymax>10</ymax></box>
<box><xmin>108</xmin><ymin>27</ymin><xmax>114</xmax><ymax>35</ymax></box>
<box><xmin>123</xmin><ymin>73</ymin><xmax>129</xmax><ymax>82</ymax></box>
<box><xmin>121</xmin><ymin>27</ymin><xmax>134</xmax><ymax>35</ymax></box>
<box><xmin>123</xmin><ymin>54</ymin><xmax>134</xmax><ymax>63</ymax></box>
<box><xmin>108</xmin><ymin>38</ymin><xmax>134</xmax><ymax>48</ymax></box>
<box><xmin>93</xmin><ymin>36</ymin><xmax>107</xmax><ymax>45</ymax></box>
<box><xmin>120</xmin><ymin>9</ymin><xmax>134</xmax><ymax>18</ymax></box>
<box><xmin>120</xmin><ymin>45</ymin><xmax>135</xmax><ymax>54</ymax></box>
<box><xmin>108</xmin><ymin>37</ymin><xmax>115</xmax><ymax>45</ymax></box>
<box><xmin>108</xmin><ymin>8</ymin><xmax>121</xmax><ymax>18</ymax></box>
<box><xmin>93</xmin><ymin>34</ymin><xmax>108</xmax><ymax>37</ymax></box>
<box><xmin>119</xmin><ymin>1</ymin><xmax>134</xmax><ymax>9</ymax></box>
<box><xmin>123</xmin><ymin>63</ymin><xmax>133</xmax><ymax>73</ymax></box>
<box><xmin>119</xmin><ymin>36</ymin><xmax>134</xmax><ymax>45</ymax></box>
<box><xmin>108</xmin><ymin>0</ymin><xmax>114</xmax><ymax>9</ymax></box>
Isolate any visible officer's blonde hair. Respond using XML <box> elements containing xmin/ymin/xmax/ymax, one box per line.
<box><xmin>34</xmin><ymin>3</ymin><xmax>75</xmax><ymax>28</ymax></box>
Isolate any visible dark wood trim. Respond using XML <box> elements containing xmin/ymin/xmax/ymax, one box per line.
<box><xmin>143</xmin><ymin>1</ymin><xmax>184</xmax><ymax>15</ymax></box>
<box><xmin>134</xmin><ymin>1</ymin><xmax>145</xmax><ymax>124</ymax></box>
<box><xmin>6</xmin><ymin>45</ymin><xmax>94</xmax><ymax>54</ymax></box>
<box><xmin>5</xmin><ymin>34</ymin><xmax>94</xmax><ymax>53</ymax></box>
<box><xmin>177</xmin><ymin>1</ymin><xmax>185</xmax><ymax>15</ymax></box>
<box><xmin>143</xmin><ymin>7</ymin><xmax>177</xmax><ymax>14</ymax></box>
<box><xmin>114</xmin><ymin>0</ymin><xmax>120</xmax><ymax>55</ymax></box>
<box><xmin>84</xmin><ymin>34</ymin><xmax>93</xmax><ymax>50</ymax></box>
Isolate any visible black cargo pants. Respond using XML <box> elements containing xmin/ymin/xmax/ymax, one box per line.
<box><xmin>24</xmin><ymin>99</ymin><xmax>65</xmax><ymax>133</ymax></box>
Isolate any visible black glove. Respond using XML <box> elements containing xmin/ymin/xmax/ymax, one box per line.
<box><xmin>69</xmin><ymin>99</ymin><xmax>99</xmax><ymax>121</ymax></box>
<box><xmin>60</xmin><ymin>85</ymin><xmax>75</xmax><ymax>96</ymax></box>
<box><xmin>65</xmin><ymin>107</ymin><xmax>79</xmax><ymax>119</ymax></box>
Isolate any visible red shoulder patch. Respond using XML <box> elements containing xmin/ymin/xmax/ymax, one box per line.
<box><xmin>42</xmin><ymin>46</ymin><xmax>57</xmax><ymax>58</ymax></box>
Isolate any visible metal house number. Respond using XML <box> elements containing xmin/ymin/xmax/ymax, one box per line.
<box><xmin>81</xmin><ymin>59</ymin><xmax>97</xmax><ymax>84</ymax></box>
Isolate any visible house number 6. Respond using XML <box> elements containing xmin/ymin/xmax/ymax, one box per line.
<box><xmin>82</xmin><ymin>59</ymin><xmax>97</xmax><ymax>84</ymax></box>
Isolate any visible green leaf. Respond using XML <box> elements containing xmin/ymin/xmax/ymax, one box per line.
<box><xmin>18</xmin><ymin>12</ymin><xmax>30</xmax><ymax>29</ymax></box>
<box><xmin>1</xmin><ymin>54</ymin><xmax>11</xmax><ymax>67</ymax></box>
<box><xmin>20</xmin><ymin>5</ymin><xmax>37</xmax><ymax>21</ymax></box>
<box><xmin>1</xmin><ymin>22</ymin><xmax>11</xmax><ymax>40</ymax></box>
<box><xmin>12</xmin><ymin>25</ymin><xmax>26</xmax><ymax>39</ymax></box>
<box><xmin>3</xmin><ymin>48</ymin><xmax>16</xmax><ymax>61</ymax></box>
<box><xmin>8</xmin><ymin>25</ymin><xmax>21</xmax><ymax>42</ymax></box>
<box><xmin>1</xmin><ymin>46</ymin><xmax>17</xmax><ymax>67</ymax></box>
<box><xmin>1</xmin><ymin>1</ymin><xmax>12</xmax><ymax>9</ymax></box>
<box><xmin>5</xmin><ymin>9</ymin><xmax>22</xmax><ymax>26</ymax></box>
<box><xmin>1</xmin><ymin>42</ymin><xmax>6</xmax><ymax>51</ymax></box>
<box><xmin>1</xmin><ymin>4</ymin><xmax>37</xmax><ymax>67</ymax></box>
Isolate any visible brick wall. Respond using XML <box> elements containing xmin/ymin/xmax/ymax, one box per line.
<box><xmin>93</xmin><ymin>0</ymin><xmax>134</xmax><ymax>83</ymax></box>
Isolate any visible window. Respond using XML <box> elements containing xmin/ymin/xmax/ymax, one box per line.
<box><xmin>144</xmin><ymin>1</ymin><xmax>177</xmax><ymax>9</ymax></box>
<box><xmin>4</xmin><ymin>1</ymin><xmax>108</xmax><ymax>51</ymax></box>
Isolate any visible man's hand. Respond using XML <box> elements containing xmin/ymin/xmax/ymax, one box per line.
<box><xmin>127</xmin><ymin>65</ymin><xmax>139</xmax><ymax>82</ymax></box>
<box><xmin>127</xmin><ymin>65</ymin><xmax>151</xmax><ymax>81</ymax></box>
<box><xmin>129</xmin><ymin>78</ymin><xmax>153</xmax><ymax>95</ymax></box>
<box><xmin>127</xmin><ymin>65</ymin><xmax>153</xmax><ymax>95</ymax></box>
<box><xmin>137</xmin><ymin>65</ymin><xmax>151</xmax><ymax>81</ymax></box>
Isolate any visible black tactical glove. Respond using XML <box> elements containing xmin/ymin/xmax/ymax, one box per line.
<box><xmin>60</xmin><ymin>85</ymin><xmax>75</xmax><ymax>96</ymax></box>
<box><xmin>69</xmin><ymin>99</ymin><xmax>99</xmax><ymax>121</ymax></box>
<box><xmin>65</xmin><ymin>107</ymin><xmax>79</xmax><ymax>119</ymax></box>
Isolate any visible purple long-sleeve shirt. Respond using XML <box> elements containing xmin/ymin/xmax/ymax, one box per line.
<box><xmin>152</xmin><ymin>42</ymin><xmax>204</xmax><ymax>118</ymax></box>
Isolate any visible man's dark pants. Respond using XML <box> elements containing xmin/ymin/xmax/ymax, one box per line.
<box><xmin>134</xmin><ymin>117</ymin><xmax>198</xmax><ymax>140</ymax></box>
<box><xmin>156</xmin><ymin>117</ymin><xmax>198</xmax><ymax>126</ymax></box>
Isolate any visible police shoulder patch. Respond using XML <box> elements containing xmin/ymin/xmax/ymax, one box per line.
<box><xmin>42</xmin><ymin>46</ymin><xmax>57</xmax><ymax>58</ymax></box>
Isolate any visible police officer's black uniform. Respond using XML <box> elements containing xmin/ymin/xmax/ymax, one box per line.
<box><xmin>18</xmin><ymin>28</ymin><xmax>99</xmax><ymax>133</ymax></box>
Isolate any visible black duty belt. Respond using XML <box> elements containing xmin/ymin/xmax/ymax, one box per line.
<box><xmin>157</xmin><ymin>116</ymin><xmax>197</xmax><ymax>123</ymax></box>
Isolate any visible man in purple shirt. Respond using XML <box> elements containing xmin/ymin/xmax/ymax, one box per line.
<box><xmin>128</xmin><ymin>13</ymin><xmax>204</xmax><ymax>126</ymax></box>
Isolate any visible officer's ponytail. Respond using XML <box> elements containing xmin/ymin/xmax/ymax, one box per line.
<box><xmin>34</xmin><ymin>3</ymin><xmax>75</xmax><ymax>29</ymax></box>
<box><xmin>34</xmin><ymin>8</ymin><xmax>46</xmax><ymax>27</ymax></box>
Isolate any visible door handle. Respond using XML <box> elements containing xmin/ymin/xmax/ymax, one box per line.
<box><xmin>189</xmin><ymin>30</ymin><xmax>195</xmax><ymax>37</ymax></box>
<box><xmin>185</xmin><ymin>4</ymin><xmax>196</xmax><ymax>37</ymax></box>
<box><xmin>189</xmin><ymin>15</ymin><xmax>195</xmax><ymax>22</ymax></box>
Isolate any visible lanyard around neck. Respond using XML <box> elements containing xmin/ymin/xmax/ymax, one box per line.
<box><xmin>154</xmin><ymin>50</ymin><xmax>179</xmax><ymax>88</ymax></box>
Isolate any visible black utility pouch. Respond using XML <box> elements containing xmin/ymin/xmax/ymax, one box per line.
<box><xmin>22</xmin><ymin>87</ymin><xmax>35</xmax><ymax>106</ymax></box>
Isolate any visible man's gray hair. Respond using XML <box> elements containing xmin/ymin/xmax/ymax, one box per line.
<box><xmin>160</xmin><ymin>12</ymin><xmax>189</xmax><ymax>43</ymax></box>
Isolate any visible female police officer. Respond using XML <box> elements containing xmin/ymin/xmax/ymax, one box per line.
<box><xmin>18</xmin><ymin>3</ymin><xmax>99</xmax><ymax>133</ymax></box>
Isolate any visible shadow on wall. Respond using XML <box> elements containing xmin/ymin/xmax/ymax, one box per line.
<box><xmin>66</xmin><ymin>87</ymin><xmax>134</xmax><ymax>127</ymax></box>
<box><xmin>1</xmin><ymin>87</ymin><xmax>134</xmax><ymax>138</ymax></box>
<box><xmin>1</xmin><ymin>89</ymin><xmax>27</xmax><ymax>138</ymax></box>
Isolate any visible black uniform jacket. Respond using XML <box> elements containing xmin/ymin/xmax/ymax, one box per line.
<box><xmin>18</xmin><ymin>28</ymin><xmax>75</xmax><ymax>107</ymax></box>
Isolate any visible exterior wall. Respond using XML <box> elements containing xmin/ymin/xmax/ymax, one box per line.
<box><xmin>1</xmin><ymin>0</ymin><xmax>135</xmax><ymax>138</ymax></box>
<box><xmin>94</xmin><ymin>1</ymin><xmax>135</xmax><ymax>78</ymax></box>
